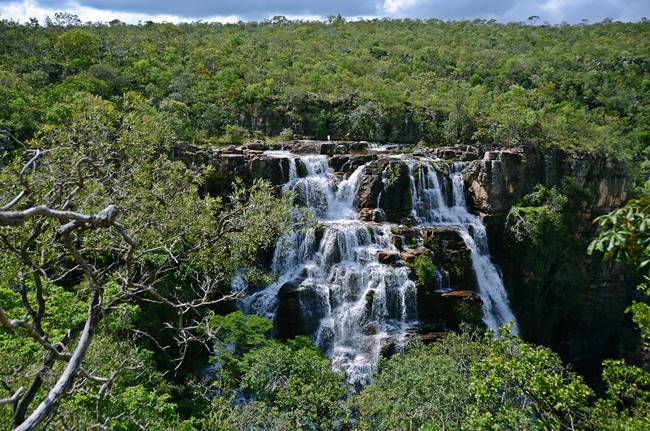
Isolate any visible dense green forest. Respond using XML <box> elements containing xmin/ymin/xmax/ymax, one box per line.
<box><xmin>0</xmin><ymin>15</ymin><xmax>649</xmax><ymax>430</ymax></box>
<box><xmin>1</xmin><ymin>16</ymin><xmax>649</xmax><ymax>180</ymax></box>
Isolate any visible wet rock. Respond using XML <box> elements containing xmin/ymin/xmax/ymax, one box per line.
<box><xmin>275</xmin><ymin>280</ymin><xmax>328</xmax><ymax>340</ymax></box>
<box><xmin>376</xmin><ymin>250</ymin><xmax>401</xmax><ymax>265</ymax></box>
<box><xmin>442</xmin><ymin>290</ymin><xmax>481</xmax><ymax>300</ymax></box>
<box><xmin>372</xmin><ymin>208</ymin><xmax>387</xmax><ymax>223</ymax></box>
<box><xmin>356</xmin><ymin>159</ymin><xmax>414</xmax><ymax>223</ymax></box>
<box><xmin>358</xmin><ymin>208</ymin><xmax>374</xmax><ymax>222</ymax></box>
<box><xmin>419</xmin><ymin>226</ymin><xmax>475</xmax><ymax>291</ymax></box>
<box><xmin>295</xmin><ymin>158</ymin><xmax>308</xmax><ymax>177</ymax></box>
<box><xmin>329</xmin><ymin>154</ymin><xmax>377</xmax><ymax>174</ymax></box>
<box><xmin>363</xmin><ymin>322</ymin><xmax>378</xmax><ymax>335</ymax></box>
<box><xmin>400</xmin><ymin>246</ymin><xmax>431</xmax><ymax>263</ymax></box>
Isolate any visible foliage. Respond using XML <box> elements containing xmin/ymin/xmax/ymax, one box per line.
<box><xmin>468</xmin><ymin>327</ymin><xmax>593</xmax><ymax>430</ymax></box>
<box><xmin>278</xmin><ymin>127</ymin><xmax>294</xmax><ymax>141</ymax></box>
<box><xmin>200</xmin><ymin>313</ymin><xmax>348</xmax><ymax>431</ymax></box>
<box><xmin>0</xmin><ymin>91</ymin><xmax>293</xmax><ymax>428</ymax></box>
<box><xmin>504</xmin><ymin>180</ymin><xmax>593</xmax><ymax>346</ymax></box>
<box><xmin>588</xmin><ymin>196</ymin><xmax>650</xmax><ymax>269</ymax></box>
<box><xmin>589</xmin><ymin>196</ymin><xmax>650</xmax><ymax>344</ymax></box>
<box><xmin>355</xmin><ymin>332</ymin><xmax>484</xmax><ymax>430</ymax></box>
<box><xmin>409</xmin><ymin>254</ymin><xmax>436</xmax><ymax>287</ymax></box>
<box><xmin>356</xmin><ymin>328</ymin><xmax>598</xmax><ymax>431</ymax></box>
<box><xmin>0</xmin><ymin>18</ymin><xmax>647</xmax><ymax>182</ymax></box>
<box><xmin>585</xmin><ymin>195</ymin><xmax>650</xmax><ymax>430</ymax></box>
<box><xmin>586</xmin><ymin>359</ymin><xmax>650</xmax><ymax>430</ymax></box>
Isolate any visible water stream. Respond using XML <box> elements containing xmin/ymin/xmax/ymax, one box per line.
<box><xmin>241</xmin><ymin>151</ymin><xmax>518</xmax><ymax>384</ymax></box>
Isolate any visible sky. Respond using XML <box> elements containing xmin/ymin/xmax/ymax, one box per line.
<box><xmin>0</xmin><ymin>0</ymin><xmax>648</xmax><ymax>25</ymax></box>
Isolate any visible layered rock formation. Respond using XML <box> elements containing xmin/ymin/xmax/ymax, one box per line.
<box><xmin>460</xmin><ymin>146</ymin><xmax>633</xmax><ymax>383</ymax></box>
<box><xmin>463</xmin><ymin>147</ymin><xmax>628</xmax><ymax>216</ymax></box>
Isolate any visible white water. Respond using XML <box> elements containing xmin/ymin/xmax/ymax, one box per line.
<box><xmin>241</xmin><ymin>151</ymin><xmax>518</xmax><ymax>384</ymax></box>
<box><xmin>243</xmin><ymin>153</ymin><xmax>417</xmax><ymax>384</ymax></box>
<box><xmin>409</xmin><ymin>160</ymin><xmax>519</xmax><ymax>334</ymax></box>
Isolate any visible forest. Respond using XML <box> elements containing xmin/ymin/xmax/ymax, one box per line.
<box><xmin>0</xmin><ymin>14</ymin><xmax>649</xmax><ymax>431</ymax></box>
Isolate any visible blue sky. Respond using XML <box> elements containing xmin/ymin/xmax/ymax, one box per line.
<box><xmin>0</xmin><ymin>1</ymin><xmax>648</xmax><ymax>24</ymax></box>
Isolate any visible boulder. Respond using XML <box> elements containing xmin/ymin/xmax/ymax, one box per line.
<box><xmin>275</xmin><ymin>280</ymin><xmax>328</xmax><ymax>340</ymax></box>
<box><xmin>376</xmin><ymin>250</ymin><xmax>401</xmax><ymax>265</ymax></box>
<box><xmin>356</xmin><ymin>159</ymin><xmax>413</xmax><ymax>223</ymax></box>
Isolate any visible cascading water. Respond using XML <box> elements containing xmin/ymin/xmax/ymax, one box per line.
<box><xmin>241</xmin><ymin>150</ymin><xmax>518</xmax><ymax>384</ymax></box>
<box><xmin>408</xmin><ymin>160</ymin><xmax>519</xmax><ymax>334</ymax></box>
<box><xmin>242</xmin><ymin>153</ymin><xmax>417</xmax><ymax>384</ymax></box>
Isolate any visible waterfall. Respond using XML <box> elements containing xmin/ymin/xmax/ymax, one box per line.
<box><xmin>408</xmin><ymin>160</ymin><xmax>519</xmax><ymax>334</ymax></box>
<box><xmin>241</xmin><ymin>151</ymin><xmax>518</xmax><ymax>384</ymax></box>
<box><xmin>243</xmin><ymin>155</ymin><xmax>416</xmax><ymax>384</ymax></box>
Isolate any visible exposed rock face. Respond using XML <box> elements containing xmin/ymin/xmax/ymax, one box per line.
<box><xmin>242</xmin><ymin>139</ymin><xmax>369</xmax><ymax>155</ymax></box>
<box><xmin>432</xmin><ymin>145</ymin><xmax>480</xmax><ymax>161</ymax></box>
<box><xmin>463</xmin><ymin>147</ymin><xmax>627</xmax><ymax>216</ymax></box>
<box><xmin>461</xmin><ymin>146</ymin><xmax>634</xmax><ymax>383</ymax></box>
<box><xmin>356</xmin><ymin>159</ymin><xmax>414</xmax><ymax>223</ymax></box>
<box><xmin>329</xmin><ymin>154</ymin><xmax>378</xmax><ymax>174</ymax></box>
<box><xmin>173</xmin><ymin>142</ymin><xmax>376</xmax><ymax>196</ymax></box>
<box><xmin>172</xmin><ymin>144</ymin><xmax>300</xmax><ymax>195</ymax></box>
<box><xmin>385</xmin><ymin>225</ymin><xmax>482</xmax><ymax>331</ymax></box>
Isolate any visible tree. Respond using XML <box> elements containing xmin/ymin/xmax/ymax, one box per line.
<box><xmin>55</xmin><ymin>28</ymin><xmax>100</xmax><ymax>69</ymax></box>
<box><xmin>356</xmin><ymin>329</ymin><xmax>593</xmax><ymax>431</ymax></box>
<box><xmin>589</xmin><ymin>196</ymin><xmax>650</xmax><ymax>344</ymax></box>
<box><xmin>586</xmin><ymin>196</ymin><xmax>650</xmax><ymax>429</ymax></box>
<box><xmin>0</xmin><ymin>93</ymin><xmax>293</xmax><ymax>429</ymax></box>
<box><xmin>468</xmin><ymin>328</ymin><xmax>593</xmax><ymax>430</ymax></box>
<box><xmin>355</xmin><ymin>332</ymin><xmax>484</xmax><ymax>430</ymax></box>
<box><xmin>197</xmin><ymin>313</ymin><xmax>348</xmax><ymax>431</ymax></box>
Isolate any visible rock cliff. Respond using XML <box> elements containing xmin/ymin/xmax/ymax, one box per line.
<box><xmin>463</xmin><ymin>147</ymin><xmax>627</xmax><ymax>216</ymax></box>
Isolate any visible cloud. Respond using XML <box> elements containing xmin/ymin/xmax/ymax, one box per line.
<box><xmin>36</xmin><ymin>0</ymin><xmax>381</xmax><ymax>20</ymax></box>
<box><xmin>382</xmin><ymin>0</ymin><xmax>650</xmax><ymax>22</ymax></box>
<box><xmin>0</xmin><ymin>0</ymin><xmax>648</xmax><ymax>24</ymax></box>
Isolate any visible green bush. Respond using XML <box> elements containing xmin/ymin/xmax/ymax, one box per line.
<box><xmin>410</xmin><ymin>254</ymin><xmax>436</xmax><ymax>287</ymax></box>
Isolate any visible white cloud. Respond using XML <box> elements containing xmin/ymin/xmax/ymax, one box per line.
<box><xmin>0</xmin><ymin>0</ymin><xmax>647</xmax><ymax>24</ymax></box>
<box><xmin>383</xmin><ymin>0</ymin><xmax>418</xmax><ymax>15</ymax></box>
<box><xmin>0</xmin><ymin>0</ymin><xmax>241</xmax><ymax>24</ymax></box>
